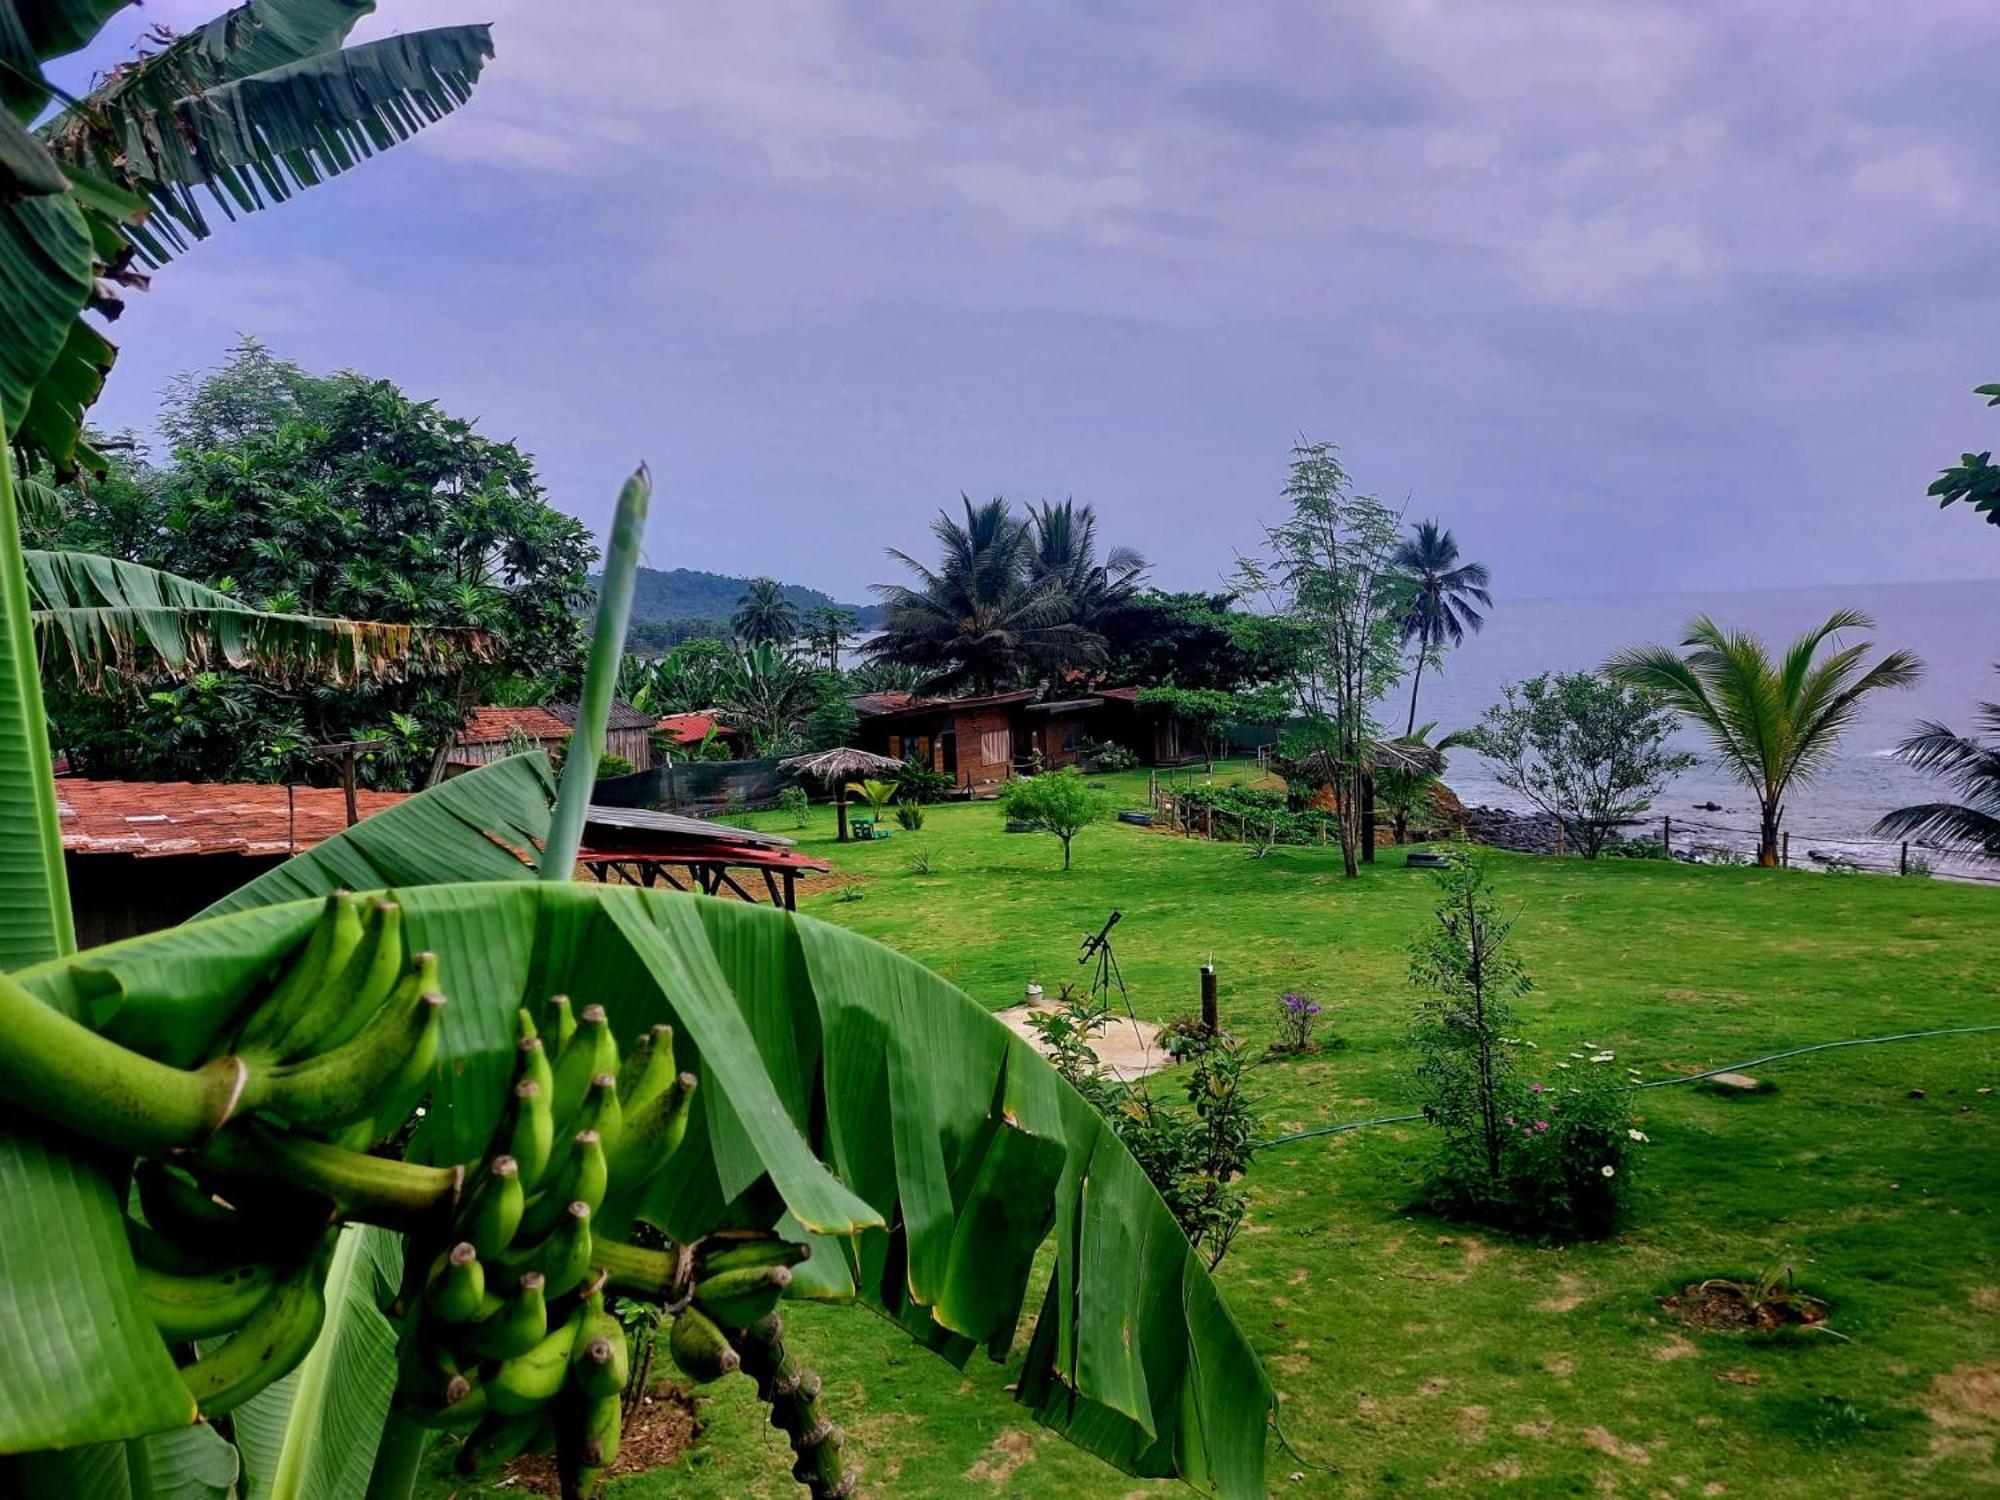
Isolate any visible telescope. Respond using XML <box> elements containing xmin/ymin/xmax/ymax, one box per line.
<box><xmin>1078</xmin><ymin>908</ymin><xmax>1123</xmax><ymax>962</ymax></box>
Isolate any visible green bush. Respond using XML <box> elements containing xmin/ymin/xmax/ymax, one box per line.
<box><xmin>776</xmin><ymin>785</ymin><xmax>810</xmax><ymax>828</ymax></box>
<box><xmin>1000</xmin><ymin>768</ymin><xmax>1111</xmax><ymax>870</ymax></box>
<box><xmin>894</xmin><ymin>800</ymin><xmax>925</xmax><ymax>831</ymax></box>
<box><xmin>896</xmin><ymin>757</ymin><xmax>956</xmax><ymax>804</ymax></box>
<box><xmin>595</xmin><ymin>753</ymin><xmax>636</xmax><ymax>780</ymax></box>
<box><xmin>1082</xmin><ymin>739</ymin><xmax>1139</xmax><ymax>772</ymax></box>
<box><xmin>1176</xmin><ymin>783</ymin><xmax>1335</xmax><ymax>847</ymax></box>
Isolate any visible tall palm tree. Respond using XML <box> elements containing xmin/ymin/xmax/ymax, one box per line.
<box><xmin>1394</xmin><ymin>520</ymin><xmax>1490</xmax><ymax>735</ymax></box>
<box><xmin>801</xmin><ymin>604</ymin><xmax>858</xmax><ymax>671</ymax></box>
<box><xmin>732</xmin><ymin>577</ymin><xmax>797</xmax><ymax>645</ymax></box>
<box><xmin>1606</xmin><ymin>611</ymin><xmax>1922</xmax><ymax>866</ymax></box>
<box><xmin>1873</xmin><ymin>669</ymin><xmax>2000</xmax><ymax>856</ymax></box>
<box><xmin>866</xmin><ymin>497</ymin><xmax>1101</xmax><ymax>694</ymax></box>
<box><xmin>1025</xmin><ymin>498</ymin><xmax>1148</xmax><ymax>635</ymax></box>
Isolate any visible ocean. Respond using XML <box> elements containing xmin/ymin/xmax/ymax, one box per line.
<box><xmin>1406</xmin><ymin>576</ymin><xmax>2000</xmax><ymax>881</ymax></box>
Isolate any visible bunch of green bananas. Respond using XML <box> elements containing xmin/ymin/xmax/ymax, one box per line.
<box><xmin>11</xmin><ymin>888</ymin><xmax>846</xmax><ymax>1500</ymax></box>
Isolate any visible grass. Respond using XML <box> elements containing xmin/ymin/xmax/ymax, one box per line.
<box><xmin>423</xmin><ymin>762</ymin><xmax>2000</xmax><ymax>1498</ymax></box>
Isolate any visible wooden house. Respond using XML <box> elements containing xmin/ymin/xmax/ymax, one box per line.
<box><xmin>443</xmin><ymin>699</ymin><xmax>656</xmax><ymax>777</ymax></box>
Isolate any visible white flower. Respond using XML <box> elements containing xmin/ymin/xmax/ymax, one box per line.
<box><xmin>1591</xmin><ymin>1052</ymin><xmax>1615</xmax><ymax>1063</ymax></box>
<box><xmin>1582</xmin><ymin>1042</ymin><xmax>1598</xmax><ymax>1049</ymax></box>
<box><xmin>1569</xmin><ymin>1052</ymin><xmax>1586</xmax><ymax>1060</ymax></box>
<box><xmin>1627</xmin><ymin>1129</ymin><xmax>1648</xmax><ymax>1142</ymax></box>
<box><xmin>1555</xmin><ymin>1061</ymin><xmax>1572</xmax><ymax>1070</ymax></box>
<box><xmin>1601</xmin><ymin>1165</ymin><xmax>1616</xmax><ymax>1177</ymax></box>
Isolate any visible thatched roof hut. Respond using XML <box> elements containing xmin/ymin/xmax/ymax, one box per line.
<box><xmin>778</xmin><ymin>746</ymin><xmax>908</xmax><ymax>841</ymax></box>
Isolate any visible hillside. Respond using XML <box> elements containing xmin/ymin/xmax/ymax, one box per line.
<box><xmin>607</xmin><ymin>567</ymin><xmax>881</xmax><ymax>632</ymax></box>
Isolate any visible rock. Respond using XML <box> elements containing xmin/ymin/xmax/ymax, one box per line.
<box><xmin>1908</xmin><ymin>1088</ymin><xmax>1927</xmax><ymax>1099</ymax></box>
<box><xmin>1708</xmin><ymin>1072</ymin><xmax>1763</xmax><ymax>1091</ymax></box>
<box><xmin>1694</xmin><ymin>801</ymin><xmax>1723</xmax><ymax>812</ymax></box>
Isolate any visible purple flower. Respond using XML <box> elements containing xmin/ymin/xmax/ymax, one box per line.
<box><xmin>1529</xmin><ymin>1082</ymin><xmax>1544</xmax><ymax>1094</ymax></box>
<box><xmin>1533</xmin><ymin>1120</ymin><xmax>1549</xmax><ymax>1132</ymax></box>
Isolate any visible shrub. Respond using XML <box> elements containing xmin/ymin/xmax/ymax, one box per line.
<box><xmin>776</xmin><ymin>785</ymin><xmax>810</xmax><ymax>828</ymax></box>
<box><xmin>894</xmin><ymin>800</ymin><xmax>925</xmax><ymax>831</ymax></box>
<box><xmin>1270</xmin><ymin>992</ymin><xmax>1323</xmax><ymax>1054</ymax></box>
<box><xmin>896</xmin><ymin>756</ymin><xmax>956</xmax><ymax>804</ymax></box>
<box><xmin>1000</xmin><ymin>768</ymin><xmax>1111</xmax><ymax>870</ymax></box>
<box><xmin>1176</xmin><ymin>783</ymin><xmax>1335</xmax><ymax>847</ymax></box>
<box><xmin>595</xmin><ymin>752</ymin><xmax>636</xmax><ymax>780</ymax></box>
<box><xmin>907</xmin><ymin>846</ymin><xmax>935</xmax><ymax>875</ymax></box>
<box><xmin>1407</xmin><ymin>848</ymin><xmax>1643</xmax><ymax>1238</ymax></box>
<box><xmin>1082</xmin><ymin>738</ymin><xmax>1139</xmax><ymax>772</ymax></box>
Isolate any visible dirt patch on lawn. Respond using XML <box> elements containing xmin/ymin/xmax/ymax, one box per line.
<box><xmin>496</xmin><ymin>1385</ymin><xmax>701</xmax><ymax>1495</ymax></box>
<box><xmin>966</xmin><ymin>1429</ymin><xmax>1039</xmax><ymax>1487</ymax></box>
<box><xmin>994</xmin><ymin>1004</ymin><xmax>1175</xmax><ymax>1080</ymax></box>
<box><xmin>1660</xmin><ymin>1279</ymin><xmax>1827</xmax><ymax>1334</ymax></box>
<box><xmin>1928</xmin><ymin>1364</ymin><xmax>2000</xmax><ymax>1445</ymax></box>
<box><xmin>1580</xmin><ymin>1426</ymin><xmax>1651</xmax><ymax>1465</ymax></box>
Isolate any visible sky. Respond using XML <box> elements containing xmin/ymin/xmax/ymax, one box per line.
<box><xmin>49</xmin><ymin>0</ymin><xmax>2000</xmax><ymax>604</ymax></box>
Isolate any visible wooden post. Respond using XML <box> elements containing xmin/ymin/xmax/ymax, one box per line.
<box><xmin>1781</xmin><ymin>830</ymin><xmax>1790</xmax><ymax>868</ymax></box>
<box><xmin>1361</xmin><ymin>771</ymin><xmax>1376</xmax><ymax>863</ymax></box>
<box><xmin>835</xmin><ymin>785</ymin><xmax>849</xmax><ymax>842</ymax></box>
<box><xmin>341</xmin><ymin>751</ymin><xmax>359</xmax><ymax>828</ymax></box>
<box><xmin>1200</xmin><ymin>963</ymin><xmax>1218</xmax><ymax>1034</ymax></box>
<box><xmin>1900</xmin><ymin>840</ymin><xmax>1909</xmax><ymax>876</ymax></box>
<box><xmin>1205</xmin><ymin>806</ymin><xmax>1213</xmax><ymax>839</ymax></box>
<box><xmin>1663</xmin><ymin>815</ymin><xmax>1672</xmax><ymax>859</ymax></box>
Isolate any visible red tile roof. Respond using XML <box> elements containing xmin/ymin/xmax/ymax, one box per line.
<box><xmin>656</xmin><ymin>712</ymin><xmax>732</xmax><ymax>746</ymax></box>
<box><xmin>848</xmin><ymin>690</ymin><xmax>926</xmax><ymax>716</ymax></box>
<box><xmin>59</xmin><ymin>779</ymin><xmax>409</xmax><ymax>858</ymax></box>
<box><xmin>456</xmin><ymin>706</ymin><xmax>571</xmax><ymax>746</ymax></box>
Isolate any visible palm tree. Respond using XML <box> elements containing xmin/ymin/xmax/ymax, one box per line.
<box><xmin>1873</xmin><ymin>669</ymin><xmax>2000</xmax><ymax>856</ymax></box>
<box><xmin>714</xmin><ymin>641</ymin><xmax>818</xmax><ymax>754</ymax></box>
<box><xmin>1606</xmin><ymin>611</ymin><xmax>1922</xmax><ymax>866</ymax></box>
<box><xmin>801</xmin><ymin>604</ymin><xmax>858</xmax><ymax>671</ymax></box>
<box><xmin>1394</xmin><ymin>520</ymin><xmax>1491</xmax><ymax>735</ymax></box>
<box><xmin>732</xmin><ymin>578</ymin><xmax>797</xmax><ymax>645</ymax></box>
<box><xmin>1025</xmin><ymin>499</ymin><xmax>1148</xmax><ymax>635</ymax></box>
<box><xmin>866</xmin><ymin>496</ymin><xmax>1101</xmax><ymax>694</ymax></box>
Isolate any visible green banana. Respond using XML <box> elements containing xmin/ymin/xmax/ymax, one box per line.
<box><xmin>456</xmin><ymin>1407</ymin><xmax>551</xmax><ymax>1477</ymax></box>
<box><xmin>487</xmin><ymin>1307</ymin><xmax>586</xmax><ymax>1416</ymax></box>
<box><xmin>544</xmin><ymin>993</ymin><xmax>577</xmax><ymax>1057</ymax></box>
<box><xmin>397</xmin><ymin>1338</ymin><xmax>484</xmax><ymax>1429</ymax></box>
<box><xmin>313</xmin><ymin>899</ymin><xmax>406</xmax><ymax>1053</ymax></box>
<box><xmin>667</xmin><ymin>1305</ymin><xmax>740</xmax><ymax>1383</ymax></box>
<box><xmin>124</xmin><ymin>1216</ymin><xmax>235</xmax><ymax>1276</ymax></box>
<box><xmin>462</xmin><ymin>1154</ymin><xmax>524</xmax><ymax>1261</ymax></box>
<box><xmin>233</xmin><ymin>892</ymin><xmax>345</xmax><ymax>1055</ymax></box>
<box><xmin>573</xmin><ymin>1072</ymin><xmax>624</xmax><ymax>1161</ymax></box>
<box><xmin>265</xmin><ymin>893</ymin><xmax>380</xmax><ymax>1062</ymax></box>
<box><xmin>134</xmin><ymin>1159</ymin><xmax>234</xmax><ymax>1242</ymax></box>
<box><xmin>516</xmin><ymin>1005</ymin><xmax>539</xmax><ymax>1045</ymax></box>
<box><xmin>542</xmin><ymin>1200</ymin><xmax>596</xmax><ymax>1298</ymax></box>
<box><xmin>461</xmin><ymin>1270</ymin><xmax>548</xmax><ymax>1361</ymax></box>
<box><xmin>518</xmin><ymin>1031</ymin><xmax>555</xmax><ymax>1098</ymax></box>
<box><xmin>604</xmin><ymin>1071</ymin><xmax>697</xmax><ymax>1198</ymax></box>
<box><xmin>550</xmin><ymin>1004</ymin><xmax>618</xmax><ymax>1130</ymax></box>
<box><xmin>425</xmin><ymin>1241</ymin><xmax>486</xmax><ymax>1323</ymax></box>
<box><xmin>616</xmin><ymin>1023</ymin><xmax>677</xmax><ymax>1112</ymax></box>
<box><xmin>137</xmin><ymin>1257</ymin><xmax>280</xmax><ymax>1342</ymax></box>
<box><xmin>519</xmin><ymin>1130</ymin><xmax>607</xmax><ymax>1242</ymax></box>
<box><xmin>575</xmin><ymin>1389</ymin><xmax>623</xmax><ymax>1493</ymax></box>
<box><xmin>698</xmin><ymin>1235</ymin><xmax>812</xmax><ymax>1278</ymax></box>
<box><xmin>693</xmin><ymin>1263</ymin><xmax>793</xmax><ymax>1328</ymax></box>
<box><xmin>251</xmin><ymin>978</ymin><xmax>444</xmax><ymax>1133</ymax></box>
<box><xmin>571</xmin><ymin>1288</ymin><xmax>629</xmax><ymax>1398</ymax></box>
<box><xmin>179</xmin><ymin>1242</ymin><xmax>331</xmax><ymax>1417</ymax></box>
<box><xmin>502</xmin><ymin>1079</ymin><xmax>555</xmax><ymax>1192</ymax></box>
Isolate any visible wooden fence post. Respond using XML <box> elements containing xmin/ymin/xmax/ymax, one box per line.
<box><xmin>1663</xmin><ymin>815</ymin><xmax>1672</xmax><ymax>859</ymax></box>
<box><xmin>1781</xmin><ymin>831</ymin><xmax>1790</xmax><ymax>868</ymax></box>
<box><xmin>1900</xmin><ymin>841</ymin><xmax>1909</xmax><ymax>876</ymax></box>
<box><xmin>1201</xmin><ymin>963</ymin><xmax>1218</xmax><ymax>1034</ymax></box>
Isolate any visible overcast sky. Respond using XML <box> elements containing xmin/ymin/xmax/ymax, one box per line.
<box><xmin>52</xmin><ymin>1</ymin><xmax>2000</xmax><ymax>602</ymax></box>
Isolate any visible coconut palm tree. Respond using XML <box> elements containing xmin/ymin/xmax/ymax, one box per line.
<box><xmin>1606</xmin><ymin>611</ymin><xmax>1922</xmax><ymax>866</ymax></box>
<box><xmin>1873</xmin><ymin>669</ymin><xmax>2000</xmax><ymax>856</ymax></box>
<box><xmin>731</xmin><ymin>577</ymin><xmax>797</xmax><ymax>645</ymax></box>
<box><xmin>866</xmin><ymin>496</ymin><xmax>1101</xmax><ymax>694</ymax></box>
<box><xmin>1025</xmin><ymin>498</ymin><xmax>1148</xmax><ymax>636</ymax></box>
<box><xmin>1394</xmin><ymin>520</ymin><xmax>1491</xmax><ymax>735</ymax></box>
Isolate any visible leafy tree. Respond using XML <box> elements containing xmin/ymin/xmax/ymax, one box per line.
<box><xmin>1100</xmin><ymin>590</ymin><xmax>1301</xmax><ymax>692</ymax></box>
<box><xmin>845</xmin><ymin>658</ymin><xmax>927</xmax><ymax>695</ymax></box>
<box><xmin>732</xmin><ymin>577</ymin><xmax>798</xmax><ymax>645</ymax></box>
<box><xmin>1233</xmin><ymin>441</ymin><xmax>1408</xmax><ymax>878</ymax></box>
<box><xmin>1926</xmin><ymin>382</ymin><xmax>2000</xmax><ymax>529</ymax></box>
<box><xmin>800</xmin><ymin>604</ymin><xmax>859</xmax><ymax>671</ymax></box>
<box><xmin>1874</xmin><ymin>668</ymin><xmax>2000</xmax><ymax>856</ymax></box>
<box><xmin>806</xmin><ymin>695</ymin><xmax>860</xmax><ymax>752</ymax></box>
<box><xmin>1137</xmin><ymin>685</ymin><xmax>1241</xmax><ymax>771</ymax></box>
<box><xmin>713</xmin><ymin>641</ymin><xmax>818</xmax><ymax>755</ymax></box>
<box><xmin>1606</xmin><ymin>612</ymin><xmax>1921</xmax><ymax>866</ymax></box>
<box><xmin>867</xmin><ymin>496</ymin><xmax>1101</xmax><ymax>693</ymax></box>
<box><xmin>1025</xmin><ymin>498</ymin><xmax>1148</xmax><ymax>634</ymax></box>
<box><xmin>1470</xmin><ymin>673</ymin><xmax>1694</xmax><ymax>858</ymax></box>
<box><xmin>1001</xmin><ymin>766</ymin><xmax>1110</xmax><ymax>870</ymax></box>
<box><xmin>38</xmin><ymin>347</ymin><xmax>594</xmax><ymax>784</ymax></box>
<box><xmin>1376</xmin><ymin>722</ymin><xmax>1474</xmax><ymax>844</ymax></box>
<box><xmin>1393</xmin><ymin>519</ymin><xmax>1490</xmax><ymax>735</ymax></box>
<box><xmin>622</xmin><ymin>636</ymin><xmax>737</xmax><ymax>716</ymax></box>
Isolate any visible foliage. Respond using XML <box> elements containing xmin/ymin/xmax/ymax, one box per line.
<box><xmin>713</xmin><ymin>641</ymin><xmax>818</xmax><ymax>755</ymax></box>
<box><xmin>1407</xmin><ymin>851</ymin><xmax>1640</xmax><ymax>1238</ymax></box>
<box><xmin>620</xmin><ymin>566</ymin><xmax>870</xmax><ymax>645</ymax></box>
<box><xmin>1271</xmin><ymin>992</ymin><xmax>1324</xmax><ymax>1055</ymax></box>
<box><xmin>906</xmin><ymin>845</ymin><xmax>936</xmax><ymax>875</ymax></box>
<box><xmin>1137</xmin><ymin>684</ymin><xmax>1241</xmax><ymax>771</ymax></box>
<box><xmin>1100</xmin><ymin>589</ymin><xmax>1302</xmax><ymax>692</ymax></box>
<box><xmin>866</xmin><ymin>496</ymin><xmax>1105</xmax><ymax>693</ymax></box>
<box><xmin>1233</xmin><ymin>440</ymin><xmax>1409</xmax><ymax>877</ymax></box>
<box><xmin>1080</xmin><ymin>737</ymin><xmax>1139</xmax><ymax>772</ymax></box>
<box><xmin>1000</xmin><ymin>767</ymin><xmax>1111</xmax><ymax>869</ymax></box>
<box><xmin>800</xmin><ymin>604</ymin><xmax>860</xmax><ymax>672</ymax></box>
<box><xmin>40</xmin><ymin>345</ymin><xmax>593</xmax><ymax>786</ymax></box>
<box><xmin>1874</xmin><ymin>666</ymin><xmax>2000</xmax><ymax>856</ymax></box>
<box><xmin>731</xmin><ymin>576</ymin><xmax>797</xmax><ymax>645</ymax></box>
<box><xmin>843</xmin><ymin>658</ymin><xmax>927</xmax><ymax>695</ymax></box>
<box><xmin>1393</xmin><ymin>519</ymin><xmax>1491</xmax><ymax>736</ymax></box>
<box><xmin>1024</xmin><ymin>498</ymin><xmax>1148</xmax><ymax>637</ymax></box>
<box><xmin>805</xmin><ymin>695</ymin><xmax>859</xmax><ymax>753</ymax></box>
<box><xmin>1027</xmin><ymin>993</ymin><xmax>1261</xmax><ymax>1268</ymax></box>
<box><xmin>776</xmin><ymin>785</ymin><xmax>811</xmax><ymax>828</ymax></box>
<box><xmin>1174</xmin><ymin>780</ymin><xmax>1335</xmax><ymax>847</ymax></box>
<box><xmin>1607</xmin><ymin>612</ymin><xmax>1922</xmax><ymax>866</ymax></box>
<box><xmin>1376</xmin><ymin>722</ymin><xmax>1472</xmax><ymax>844</ymax></box>
<box><xmin>845</xmin><ymin>778</ymin><xmax>899</xmax><ymax>824</ymax></box>
<box><xmin>894</xmin><ymin>754</ymin><xmax>956</xmax><ymax>803</ymax></box>
<box><xmin>1925</xmin><ymin>382</ymin><xmax>2000</xmax><ymax>528</ymax></box>
<box><xmin>1470</xmin><ymin>673</ymin><xmax>1695</xmax><ymax>858</ymax></box>
<box><xmin>620</xmin><ymin>637</ymin><xmax>736</xmax><ymax>717</ymax></box>
<box><xmin>894</xmin><ymin>799</ymin><xmax>926</xmax><ymax>831</ymax></box>
<box><xmin>594</xmin><ymin>752</ymin><xmax>636</xmax><ymax>780</ymax></box>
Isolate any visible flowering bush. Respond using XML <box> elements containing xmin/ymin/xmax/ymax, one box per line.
<box><xmin>1271</xmin><ymin>992</ymin><xmax>1324</xmax><ymax>1054</ymax></box>
<box><xmin>1408</xmin><ymin>849</ymin><xmax>1644</xmax><ymax>1238</ymax></box>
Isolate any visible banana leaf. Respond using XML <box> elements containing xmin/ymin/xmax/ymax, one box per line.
<box><xmin>2</xmin><ymin>884</ymin><xmax>1275</xmax><ymax>1495</ymax></box>
<box><xmin>25</xmin><ymin>548</ymin><xmax>491</xmax><ymax>688</ymax></box>
<box><xmin>0</xmin><ymin>1423</ymin><xmax>238</xmax><ymax>1499</ymax></box>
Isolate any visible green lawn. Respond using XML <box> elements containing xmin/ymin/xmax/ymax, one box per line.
<box><xmin>425</xmin><ymin>763</ymin><xmax>1999</xmax><ymax>1498</ymax></box>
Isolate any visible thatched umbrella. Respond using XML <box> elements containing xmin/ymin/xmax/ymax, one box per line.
<box><xmin>778</xmin><ymin>746</ymin><xmax>907</xmax><ymax>842</ymax></box>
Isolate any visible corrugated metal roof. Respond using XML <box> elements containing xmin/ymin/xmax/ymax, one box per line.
<box><xmin>59</xmin><ymin>779</ymin><xmax>408</xmax><ymax>858</ymax></box>
<box><xmin>583</xmin><ymin>805</ymin><xmax>795</xmax><ymax>849</ymax></box>
<box><xmin>548</xmin><ymin>698</ymin><xmax>655</xmax><ymax>732</ymax></box>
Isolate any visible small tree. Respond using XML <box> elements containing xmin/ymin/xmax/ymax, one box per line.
<box><xmin>1137</xmin><ymin>685</ymin><xmax>1239</xmax><ymax>770</ymax></box>
<box><xmin>847</xmin><ymin>777</ymin><xmax>900</xmax><ymax>824</ymax></box>
<box><xmin>1001</xmin><ymin>767</ymin><xmax>1110</xmax><ymax>870</ymax></box>
<box><xmin>1470</xmin><ymin>673</ymin><xmax>1695</xmax><ymax>858</ymax></box>
<box><xmin>805</xmin><ymin>695</ymin><xmax>859</xmax><ymax>751</ymax></box>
